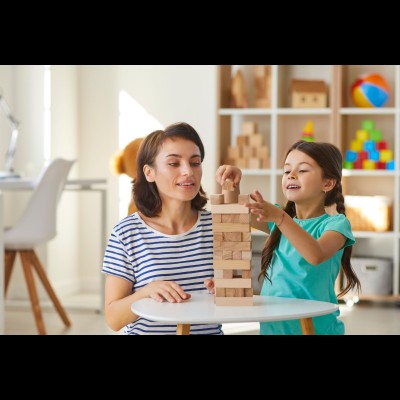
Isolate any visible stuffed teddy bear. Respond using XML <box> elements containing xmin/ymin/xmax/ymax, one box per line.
<box><xmin>110</xmin><ymin>137</ymin><xmax>144</xmax><ymax>215</ymax></box>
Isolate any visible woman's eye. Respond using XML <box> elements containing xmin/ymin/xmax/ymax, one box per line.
<box><xmin>191</xmin><ymin>162</ymin><xmax>201</xmax><ymax>167</ymax></box>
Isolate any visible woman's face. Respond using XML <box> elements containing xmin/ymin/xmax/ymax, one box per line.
<box><xmin>144</xmin><ymin>137</ymin><xmax>202</xmax><ymax>204</ymax></box>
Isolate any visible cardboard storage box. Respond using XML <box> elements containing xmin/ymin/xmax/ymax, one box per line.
<box><xmin>350</xmin><ymin>257</ymin><xmax>392</xmax><ymax>295</ymax></box>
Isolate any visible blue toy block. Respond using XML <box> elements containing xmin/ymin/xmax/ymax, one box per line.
<box><xmin>386</xmin><ymin>160</ymin><xmax>395</xmax><ymax>170</ymax></box>
<box><xmin>363</xmin><ymin>140</ymin><xmax>376</xmax><ymax>152</ymax></box>
<box><xmin>345</xmin><ymin>150</ymin><xmax>357</xmax><ymax>162</ymax></box>
<box><xmin>368</xmin><ymin>150</ymin><xmax>380</xmax><ymax>161</ymax></box>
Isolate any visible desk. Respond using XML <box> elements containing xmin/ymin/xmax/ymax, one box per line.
<box><xmin>0</xmin><ymin>178</ymin><xmax>107</xmax><ymax>334</ymax></box>
<box><xmin>131</xmin><ymin>293</ymin><xmax>339</xmax><ymax>335</ymax></box>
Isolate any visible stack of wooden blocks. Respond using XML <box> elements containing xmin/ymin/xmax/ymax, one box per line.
<box><xmin>225</xmin><ymin>121</ymin><xmax>270</xmax><ymax>169</ymax></box>
<box><xmin>210</xmin><ymin>179</ymin><xmax>253</xmax><ymax>306</ymax></box>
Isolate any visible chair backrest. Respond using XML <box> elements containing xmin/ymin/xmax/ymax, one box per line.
<box><xmin>4</xmin><ymin>158</ymin><xmax>75</xmax><ymax>249</ymax></box>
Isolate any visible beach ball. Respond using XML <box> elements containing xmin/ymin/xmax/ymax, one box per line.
<box><xmin>351</xmin><ymin>73</ymin><xmax>389</xmax><ymax>108</ymax></box>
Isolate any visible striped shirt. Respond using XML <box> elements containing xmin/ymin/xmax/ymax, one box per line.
<box><xmin>102</xmin><ymin>210</ymin><xmax>223</xmax><ymax>335</ymax></box>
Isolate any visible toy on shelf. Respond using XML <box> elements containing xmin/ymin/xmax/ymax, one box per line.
<box><xmin>224</xmin><ymin>121</ymin><xmax>270</xmax><ymax>169</ymax></box>
<box><xmin>300</xmin><ymin>120</ymin><xmax>315</xmax><ymax>142</ymax></box>
<box><xmin>231</xmin><ymin>69</ymin><xmax>248</xmax><ymax>108</ymax></box>
<box><xmin>343</xmin><ymin>119</ymin><xmax>395</xmax><ymax>170</ymax></box>
<box><xmin>254</xmin><ymin>65</ymin><xmax>271</xmax><ymax>108</ymax></box>
<box><xmin>210</xmin><ymin>179</ymin><xmax>253</xmax><ymax>306</ymax></box>
<box><xmin>351</xmin><ymin>73</ymin><xmax>389</xmax><ymax>108</ymax></box>
<box><xmin>290</xmin><ymin>79</ymin><xmax>328</xmax><ymax>108</ymax></box>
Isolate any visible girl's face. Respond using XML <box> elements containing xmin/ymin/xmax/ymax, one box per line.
<box><xmin>282</xmin><ymin>149</ymin><xmax>328</xmax><ymax>205</ymax></box>
<box><xmin>144</xmin><ymin>137</ymin><xmax>202</xmax><ymax>204</ymax></box>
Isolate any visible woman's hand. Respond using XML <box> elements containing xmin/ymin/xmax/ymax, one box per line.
<box><xmin>204</xmin><ymin>278</ymin><xmax>215</xmax><ymax>294</ymax></box>
<box><xmin>144</xmin><ymin>281</ymin><xmax>191</xmax><ymax>303</ymax></box>
<box><xmin>216</xmin><ymin>165</ymin><xmax>242</xmax><ymax>188</ymax></box>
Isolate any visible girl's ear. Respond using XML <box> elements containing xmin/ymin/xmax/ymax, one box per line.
<box><xmin>143</xmin><ymin>164</ymin><xmax>155</xmax><ymax>182</ymax></box>
<box><xmin>323</xmin><ymin>179</ymin><xmax>336</xmax><ymax>192</ymax></box>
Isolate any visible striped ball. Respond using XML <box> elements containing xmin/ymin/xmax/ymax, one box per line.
<box><xmin>351</xmin><ymin>73</ymin><xmax>389</xmax><ymax>108</ymax></box>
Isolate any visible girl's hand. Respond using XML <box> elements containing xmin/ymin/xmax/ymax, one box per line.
<box><xmin>246</xmin><ymin>190</ymin><xmax>281</xmax><ymax>223</ymax></box>
<box><xmin>216</xmin><ymin>165</ymin><xmax>242</xmax><ymax>188</ymax></box>
<box><xmin>145</xmin><ymin>281</ymin><xmax>191</xmax><ymax>303</ymax></box>
<box><xmin>204</xmin><ymin>278</ymin><xmax>215</xmax><ymax>294</ymax></box>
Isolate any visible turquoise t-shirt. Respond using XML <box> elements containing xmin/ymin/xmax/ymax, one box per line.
<box><xmin>260</xmin><ymin>213</ymin><xmax>355</xmax><ymax>335</ymax></box>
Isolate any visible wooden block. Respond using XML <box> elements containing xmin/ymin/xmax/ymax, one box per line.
<box><xmin>227</xmin><ymin>146</ymin><xmax>241</xmax><ymax>159</ymax></box>
<box><xmin>236</xmin><ymin>135</ymin><xmax>249</xmax><ymax>146</ymax></box>
<box><xmin>234</xmin><ymin>288</ymin><xmax>245</xmax><ymax>297</ymax></box>
<box><xmin>238</xmin><ymin>194</ymin><xmax>250</xmax><ymax>204</ymax></box>
<box><xmin>236</xmin><ymin>158</ymin><xmax>247</xmax><ymax>169</ymax></box>
<box><xmin>223</xmin><ymin>189</ymin><xmax>239</xmax><ymax>204</ymax></box>
<box><xmin>241</xmin><ymin>270</ymin><xmax>252</xmax><ymax>279</ymax></box>
<box><xmin>213</xmin><ymin>269</ymin><xmax>224</xmax><ymax>278</ymax></box>
<box><xmin>247</xmin><ymin>158</ymin><xmax>261</xmax><ymax>169</ymax></box>
<box><xmin>222</xmin><ymin>178</ymin><xmax>235</xmax><ymax>191</ymax></box>
<box><xmin>249</xmin><ymin>134</ymin><xmax>263</xmax><ymax>147</ymax></box>
<box><xmin>213</xmin><ymin>222</ymin><xmax>251</xmax><ymax>233</ymax></box>
<box><xmin>223</xmin><ymin>232</ymin><xmax>242</xmax><ymax>242</ymax></box>
<box><xmin>210</xmin><ymin>194</ymin><xmax>224</xmax><ymax>205</ymax></box>
<box><xmin>241</xmin><ymin>251</ymin><xmax>252</xmax><ymax>260</ymax></box>
<box><xmin>222</xmin><ymin>251</ymin><xmax>233</xmax><ymax>260</ymax></box>
<box><xmin>225</xmin><ymin>288</ymin><xmax>236</xmax><ymax>297</ymax></box>
<box><xmin>212</xmin><ymin>214</ymin><xmax>222</xmax><ymax>223</ymax></box>
<box><xmin>215</xmin><ymin>297</ymin><xmax>253</xmax><ymax>306</ymax></box>
<box><xmin>213</xmin><ymin>250</ymin><xmax>223</xmax><ymax>260</ymax></box>
<box><xmin>261</xmin><ymin>158</ymin><xmax>270</xmax><ymax>169</ymax></box>
<box><xmin>245</xmin><ymin>288</ymin><xmax>254</xmax><ymax>297</ymax></box>
<box><xmin>223</xmin><ymin>270</ymin><xmax>233</xmax><ymax>279</ymax></box>
<box><xmin>221</xmin><ymin>214</ymin><xmax>237</xmax><ymax>223</ymax></box>
<box><xmin>242</xmin><ymin>232</ymin><xmax>252</xmax><ymax>242</ymax></box>
<box><xmin>257</xmin><ymin>145</ymin><xmax>269</xmax><ymax>159</ymax></box>
<box><xmin>213</xmin><ymin>232</ymin><xmax>223</xmax><ymax>241</ymax></box>
<box><xmin>242</xmin><ymin>146</ymin><xmax>253</xmax><ymax>158</ymax></box>
<box><xmin>214</xmin><ymin>278</ymin><xmax>252</xmax><ymax>288</ymax></box>
<box><xmin>214</xmin><ymin>259</ymin><xmax>251</xmax><ymax>270</ymax></box>
<box><xmin>242</xmin><ymin>121</ymin><xmax>258</xmax><ymax>135</ymax></box>
<box><xmin>214</xmin><ymin>241</ymin><xmax>252</xmax><ymax>251</ymax></box>
<box><xmin>238</xmin><ymin>214</ymin><xmax>251</xmax><ymax>223</ymax></box>
<box><xmin>215</xmin><ymin>288</ymin><xmax>225</xmax><ymax>297</ymax></box>
<box><xmin>210</xmin><ymin>204</ymin><xmax>250</xmax><ymax>214</ymax></box>
<box><xmin>232</xmin><ymin>251</ymin><xmax>242</xmax><ymax>260</ymax></box>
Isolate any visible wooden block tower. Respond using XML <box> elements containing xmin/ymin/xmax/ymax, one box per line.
<box><xmin>210</xmin><ymin>179</ymin><xmax>253</xmax><ymax>306</ymax></box>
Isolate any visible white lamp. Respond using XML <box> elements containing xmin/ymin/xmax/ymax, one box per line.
<box><xmin>0</xmin><ymin>89</ymin><xmax>20</xmax><ymax>178</ymax></box>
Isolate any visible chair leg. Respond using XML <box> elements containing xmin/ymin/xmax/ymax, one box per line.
<box><xmin>29</xmin><ymin>250</ymin><xmax>71</xmax><ymax>328</ymax></box>
<box><xmin>19</xmin><ymin>251</ymin><xmax>47</xmax><ymax>335</ymax></box>
<box><xmin>4</xmin><ymin>250</ymin><xmax>16</xmax><ymax>295</ymax></box>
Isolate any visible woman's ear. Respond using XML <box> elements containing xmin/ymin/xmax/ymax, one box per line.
<box><xmin>143</xmin><ymin>164</ymin><xmax>155</xmax><ymax>182</ymax></box>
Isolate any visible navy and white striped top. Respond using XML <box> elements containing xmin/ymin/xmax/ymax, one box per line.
<box><xmin>102</xmin><ymin>210</ymin><xmax>223</xmax><ymax>335</ymax></box>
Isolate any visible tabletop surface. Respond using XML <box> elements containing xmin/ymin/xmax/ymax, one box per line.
<box><xmin>131</xmin><ymin>293</ymin><xmax>339</xmax><ymax>324</ymax></box>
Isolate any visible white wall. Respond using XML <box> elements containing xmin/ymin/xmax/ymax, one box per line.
<box><xmin>1</xmin><ymin>65</ymin><xmax>218</xmax><ymax>304</ymax></box>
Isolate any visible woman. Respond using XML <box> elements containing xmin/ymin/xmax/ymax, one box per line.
<box><xmin>102</xmin><ymin>122</ymin><xmax>222</xmax><ymax>335</ymax></box>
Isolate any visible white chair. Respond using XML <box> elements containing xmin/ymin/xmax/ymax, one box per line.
<box><xmin>3</xmin><ymin>158</ymin><xmax>75</xmax><ymax>335</ymax></box>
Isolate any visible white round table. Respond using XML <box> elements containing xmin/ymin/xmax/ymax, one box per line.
<box><xmin>131</xmin><ymin>293</ymin><xmax>339</xmax><ymax>335</ymax></box>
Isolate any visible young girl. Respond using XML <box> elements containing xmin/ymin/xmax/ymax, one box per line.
<box><xmin>102</xmin><ymin>122</ymin><xmax>222</xmax><ymax>335</ymax></box>
<box><xmin>215</xmin><ymin>140</ymin><xmax>361</xmax><ymax>335</ymax></box>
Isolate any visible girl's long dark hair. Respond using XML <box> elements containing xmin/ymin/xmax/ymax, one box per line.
<box><xmin>260</xmin><ymin>140</ymin><xmax>361</xmax><ymax>298</ymax></box>
<box><xmin>133</xmin><ymin>122</ymin><xmax>208</xmax><ymax>217</ymax></box>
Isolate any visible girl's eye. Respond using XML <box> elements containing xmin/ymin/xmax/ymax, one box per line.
<box><xmin>168</xmin><ymin>163</ymin><xmax>179</xmax><ymax>167</ymax></box>
<box><xmin>283</xmin><ymin>171</ymin><xmax>290</xmax><ymax>175</ymax></box>
<box><xmin>299</xmin><ymin>170</ymin><xmax>308</xmax><ymax>173</ymax></box>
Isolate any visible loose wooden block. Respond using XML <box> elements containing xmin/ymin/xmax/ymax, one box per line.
<box><xmin>223</xmin><ymin>189</ymin><xmax>239</xmax><ymax>204</ymax></box>
<box><xmin>215</xmin><ymin>297</ymin><xmax>253</xmax><ymax>306</ymax></box>
<box><xmin>238</xmin><ymin>194</ymin><xmax>250</xmax><ymax>204</ymax></box>
<box><xmin>222</xmin><ymin>178</ymin><xmax>235</xmax><ymax>191</ymax></box>
<box><xmin>242</xmin><ymin>121</ymin><xmax>257</xmax><ymax>135</ymax></box>
<box><xmin>236</xmin><ymin>135</ymin><xmax>249</xmax><ymax>146</ymax></box>
<box><xmin>249</xmin><ymin>134</ymin><xmax>263</xmax><ymax>147</ymax></box>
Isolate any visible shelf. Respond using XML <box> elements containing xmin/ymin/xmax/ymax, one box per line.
<box><xmin>218</xmin><ymin>108</ymin><xmax>272</xmax><ymax>116</ymax></box>
<box><xmin>218</xmin><ymin>65</ymin><xmax>400</xmax><ymax>300</ymax></box>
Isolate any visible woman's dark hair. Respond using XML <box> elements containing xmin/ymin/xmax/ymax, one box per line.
<box><xmin>133</xmin><ymin>122</ymin><xmax>208</xmax><ymax>217</ymax></box>
<box><xmin>260</xmin><ymin>140</ymin><xmax>361</xmax><ymax>297</ymax></box>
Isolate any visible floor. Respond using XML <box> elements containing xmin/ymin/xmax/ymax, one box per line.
<box><xmin>4</xmin><ymin>293</ymin><xmax>400</xmax><ymax>335</ymax></box>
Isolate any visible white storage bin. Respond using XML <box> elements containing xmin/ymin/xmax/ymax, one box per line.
<box><xmin>351</xmin><ymin>257</ymin><xmax>392</xmax><ymax>295</ymax></box>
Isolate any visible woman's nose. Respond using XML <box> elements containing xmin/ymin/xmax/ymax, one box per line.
<box><xmin>181</xmin><ymin>163</ymin><xmax>193</xmax><ymax>176</ymax></box>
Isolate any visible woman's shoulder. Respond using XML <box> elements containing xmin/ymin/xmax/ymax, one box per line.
<box><xmin>112</xmin><ymin>212</ymin><xmax>144</xmax><ymax>234</ymax></box>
